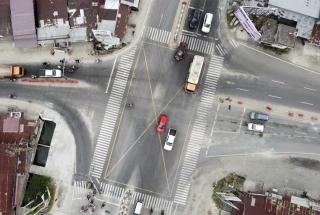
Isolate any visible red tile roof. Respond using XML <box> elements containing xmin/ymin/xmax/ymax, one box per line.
<box><xmin>115</xmin><ymin>4</ymin><xmax>130</xmax><ymax>39</ymax></box>
<box><xmin>0</xmin><ymin>113</ymin><xmax>36</xmax><ymax>215</ymax></box>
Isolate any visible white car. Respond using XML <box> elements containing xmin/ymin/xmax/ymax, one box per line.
<box><xmin>201</xmin><ymin>13</ymin><xmax>213</xmax><ymax>33</ymax></box>
<box><xmin>247</xmin><ymin>123</ymin><xmax>264</xmax><ymax>132</ymax></box>
<box><xmin>164</xmin><ymin>128</ymin><xmax>176</xmax><ymax>151</ymax></box>
<box><xmin>39</xmin><ymin>69</ymin><xmax>62</xmax><ymax>78</ymax></box>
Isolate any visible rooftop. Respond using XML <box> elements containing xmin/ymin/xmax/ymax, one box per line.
<box><xmin>10</xmin><ymin>0</ymin><xmax>37</xmax><ymax>48</ymax></box>
<box><xmin>269</xmin><ymin>0</ymin><xmax>320</xmax><ymax>18</ymax></box>
<box><xmin>0</xmin><ymin>112</ymin><xmax>36</xmax><ymax>215</ymax></box>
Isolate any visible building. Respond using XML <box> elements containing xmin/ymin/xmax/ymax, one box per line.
<box><xmin>2</xmin><ymin>0</ymin><xmax>131</xmax><ymax>49</ymax></box>
<box><xmin>35</xmin><ymin>0</ymin><xmax>70</xmax><ymax>46</ymax></box>
<box><xmin>0</xmin><ymin>112</ymin><xmax>37</xmax><ymax>215</ymax></box>
<box><xmin>9</xmin><ymin>0</ymin><xmax>37</xmax><ymax>48</ymax></box>
<box><xmin>260</xmin><ymin>18</ymin><xmax>297</xmax><ymax>49</ymax></box>
<box><xmin>229</xmin><ymin>192</ymin><xmax>320</xmax><ymax>215</ymax></box>
<box><xmin>268</xmin><ymin>0</ymin><xmax>320</xmax><ymax>40</ymax></box>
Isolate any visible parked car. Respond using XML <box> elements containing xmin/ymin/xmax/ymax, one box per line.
<box><xmin>189</xmin><ymin>9</ymin><xmax>201</xmax><ymax>30</ymax></box>
<box><xmin>134</xmin><ymin>201</ymin><xmax>143</xmax><ymax>214</ymax></box>
<box><xmin>174</xmin><ymin>42</ymin><xmax>188</xmax><ymax>61</ymax></box>
<box><xmin>156</xmin><ymin>114</ymin><xmax>168</xmax><ymax>133</ymax></box>
<box><xmin>247</xmin><ymin>123</ymin><xmax>264</xmax><ymax>132</ymax></box>
<box><xmin>201</xmin><ymin>13</ymin><xmax>213</xmax><ymax>33</ymax></box>
<box><xmin>164</xmin><ymin>128</ymin><xmax>177</xmax><ymax>151</ymax></box>
<box><xmin>249</xmin><ymin>112</ymin><xmax>269</xmax><ymax>121</ymax></box>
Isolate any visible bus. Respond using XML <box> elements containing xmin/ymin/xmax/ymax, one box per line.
<box><xmin>184</xmin><ymin>55</ymin><xmax>204</xmax><ymax>93</ymax></box>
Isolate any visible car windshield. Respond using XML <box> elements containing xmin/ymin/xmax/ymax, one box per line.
<box><xmin>205</xmin><ymin>23</ymin><xmax>210</xmax><ymax>27</ymax></box>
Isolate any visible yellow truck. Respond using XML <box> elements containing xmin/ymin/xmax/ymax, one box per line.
<box><xmin>0</xmin><ymin>65</ymin><xmax>25</xmax><ymax>79</ymax></box>
<box><xmin>184</xmin><ymin>55</ymin><xmax>204</xmax><ymax>93</ymax></box>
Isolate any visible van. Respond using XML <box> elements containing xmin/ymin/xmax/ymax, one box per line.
<box><xmin>249</xmin><ymin>112</ymin><xmax>269</xmax><ymax>121</ymax></box>
<box><xmin>201</xmin><ymin>13</ymin><xmax>213</xmax><ymax>33</ymax></box>
<box><xmin>134</xmin><ymin>201</ymin><xmax>143</xmax><ymax>214</ymax></box>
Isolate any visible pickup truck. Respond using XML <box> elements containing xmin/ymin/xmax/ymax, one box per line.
<box><xmin>37</xmin><ymin>69</ymin><xmax>62</xmax><ymax>78</ymax></box>
<box><xmin>247</xmin><ymin>123</ymin><xmax>264</xmax><ymax>133</ymax></box>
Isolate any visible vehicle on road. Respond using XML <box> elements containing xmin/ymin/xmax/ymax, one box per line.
<box><xmin>156</xmin><ymin>114</ymin><xmax>168</xmax><ymax>133</ymax></box>
<box><xmin>247</xmin><ymin>123</ymin><xmax>264</xmax><ymax>132</ymax></box>
<box><xmin>174</xmin><ymin>42</ymin><xmax>188</xmax><ymax>61</ymax></box>
<box><xmin>164</xmin><ymin>128</ymin><xmax>177</xmax><ymax>151</ymax></box>
<box><xmin>0</xmin><ymin>65</ymin><xmax>25</xmax><ymax>79</ymax></box>
<box><xmin>184</xmin><ymin>55</ymin><xmax>204</xmax><ymax>93</ymax></box>
<box><xmin>249</xmin><ymin>112</ymin><xmax>269</xmax><ymax>121</ymax></box>
<box><xmin>38</xmin><ymin>69</ymin><xmax>62</xmax><ymax>78</ymax></box>
<box><xmin>189</xmin><ymin>9</ymin><xmax>201</xmax><ymax>30</ymax></box>
<box><xmin>134</xmin><ymin>201</ymin><xmax>143</xmax><ymax>214</ymax></box>
<box><xmin>201</xmin><ymin>13</ymin><xmax>213</xmax><ymax>33</ymax></box>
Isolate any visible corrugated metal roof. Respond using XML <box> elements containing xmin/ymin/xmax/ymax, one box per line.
<box><xmin>269</xmin><ymin>0</ymin><xmax>320</xmax><ymax>18</ymax></box>
<box><xmin>10</xmin><ymin>0</ymin><xmax>37</xmax><ymax>47</ymax></box>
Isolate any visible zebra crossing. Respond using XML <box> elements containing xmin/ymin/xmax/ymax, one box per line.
<box><xmin>73</xmin><ymin>180</ymin><xmax>90</xmax><ymax>199</ymax></box>
<box><xmin>230</xmin><ymin>39</ymin><xmax>240</xmax><ymax>48</ymax></box>
<box><xmin>174</xmin><ymin>55</ymin><xmax>224</xmax><ymax>206</ymax></box>
<box><xmin>143</xmin><ymin>27</ymin><xmax>171</xmax><ymax>44</ymax></box>
<box><xmin>215</xmin><ymin>43</ymin><xmax>228</xmax><ymax>56</ymax></box>
<box><xmin>89</xmin><ymin>47</ymin><xmax>137</xmax><ymax>179</ymax></box>
<box><xmin>180</xmin><ymin>34</ymin><xmax>215</xmax><ymax>55</ymax></box>
<box><xmin>100</xmin><ymin>183</ymin><xmax>173</xmax><ymax>213</ymax></box>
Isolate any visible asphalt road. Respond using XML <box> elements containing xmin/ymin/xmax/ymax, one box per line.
<box><xmin>183</xmin><ymin>0</ymin><xmax>219</xmax><ymax>40</ymax></box>
<box><xmin>217</xmin><ymin>45</ymin><xmax>320</xmax><ymax>112</ymax></box>
<box><xmin>103</xmin><ymin>42</ymin><xmax>199</xmax><ymax>196</ymax></box>
<box><xmin>147</xmin><ymin>0</ymin><xmax>179</xmax><ymax>31</ymax></box>
<box><xmin>0</xmin><ymin>61</ymin><xmax>114</xmax><ymax>176</ymax></box>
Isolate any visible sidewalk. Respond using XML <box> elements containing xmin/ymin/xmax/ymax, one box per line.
<box><xmin>218</xmin><ymin>0</ymin><xmax>320</xmax><ymax>73</ymax></box>
<box><xmin>218</xmin><ymin>94</ymin><xmax>320</xmax><ymax>125</ymax></box>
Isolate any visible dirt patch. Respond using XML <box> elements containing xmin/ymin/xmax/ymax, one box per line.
<box><xmin>289</xmin><ymin>157</ymin><xmax>320</xmax><ymax>171</ymax></box>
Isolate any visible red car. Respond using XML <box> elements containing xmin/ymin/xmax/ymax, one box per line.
<box><xmin>174</xmin><ymin>42</ymin><xmax>188</xmax><ymax>61</ymax></box>
<box><xmin>156</xmin><ymin>114</ymin><xmax>168</xmax><ymax>133</ymax></box>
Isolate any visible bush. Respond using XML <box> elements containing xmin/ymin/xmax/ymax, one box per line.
<box><xmin>23</xmin><ymin>174</ymin><xmax>55</xmax><ymax>211</ymax></box>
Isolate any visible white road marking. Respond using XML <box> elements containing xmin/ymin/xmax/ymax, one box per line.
<box><xmin>304</xmin><ymin>87</ymin><xmax>316</xmax><ymax>92</ymax></box>
<box><xmin>236</xmin><ymin>87</ymin><xmax>249</xmax><ymax>92</ymax></box>
<box><xmin>294</xmin><ymin>131</ymin><xmax>307</xmax><ymax>135</ymax></box>
<box><xmin>210</xmin><ymin>104</ymin><xmax>220</xmax><ymax>137</ymax></box>
<box><xmin>300</xmin><ymin>101</ymin><xmax>314</xmax><ymax>106</ymax></box>
<box><xmin>158</xmin><ymin>13</ymin><xmax>164</xmax><ymax>28</ymax></box>
<box><xmin>206</xmin><ymin>151</ymin><xmax>320</xmax><ymax>158</ymax></box>
<box><xmin>225</xmin><ymin>81</ymin><xmax>235</xmax><ymax>85</ymax></box>
<box><xmin>238</xmin><ymin>107</ymin><xmax>246</xmax><ymax>132</ymax></box>
<box><xmin>271</xmin><ymin>80</ymin><xmax>286</xmax><ymax>85</ymax></box>
<box><xmin>106</xmin><ymin>56</ymin><xmax>118</xmax><ymax>94</ymax></box>
<box><xmin>268</xmin><ymin>94</ymin><xmax>281</xmax><ymax>99</ymax></box>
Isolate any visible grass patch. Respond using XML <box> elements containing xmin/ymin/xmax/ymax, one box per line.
<box><xmin>226</xmin><ymin>10</ymin><xmax>239</xmax><ymax>29</ymax></box>
<box><xmin>23</xmin><ymin>174</ymin><xmax>55</xmax><ymax>214</ymax></box>
<box><xmin>212</xmin><ymin>173</ymin><xmax>245</xmax><ymax>209</ymax></box>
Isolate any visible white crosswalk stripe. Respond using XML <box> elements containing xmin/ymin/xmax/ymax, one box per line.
<box><xmin>99</xmin><ymin>183</ymin><xmax>173</xmax><ymax>213</ymax></box>
<box><xmin>230</xmin><ymin>39</ymin><xmax>240</xmax><ymax>48</ymax></box>
<box><xmin>180</xmin><ymin>34</ymin><xmax>215</xmax><ymax>55</ymax></box>
<box><xmin>215</xmin><ymin>43</ymin><xmax>228</xmax><ymax>56</ymax></box>
<box><xmin>143</xmin><ymin>27</ymin><xmax>171</xmax><ymax>44</ymax></box>
<box><xmin>174</xmin><ymin>55</ymin><xmax>224</xmax><ymax>205</ymax></box>
<box><xmin>89</xmin><ymin>47</ymin><xmax>137</xmax><ymax>179</ymax></box>
<box><xmin>73</xmin><ymin>180</ymin><xmax>89</xmax><ymax>199</ymax></box>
